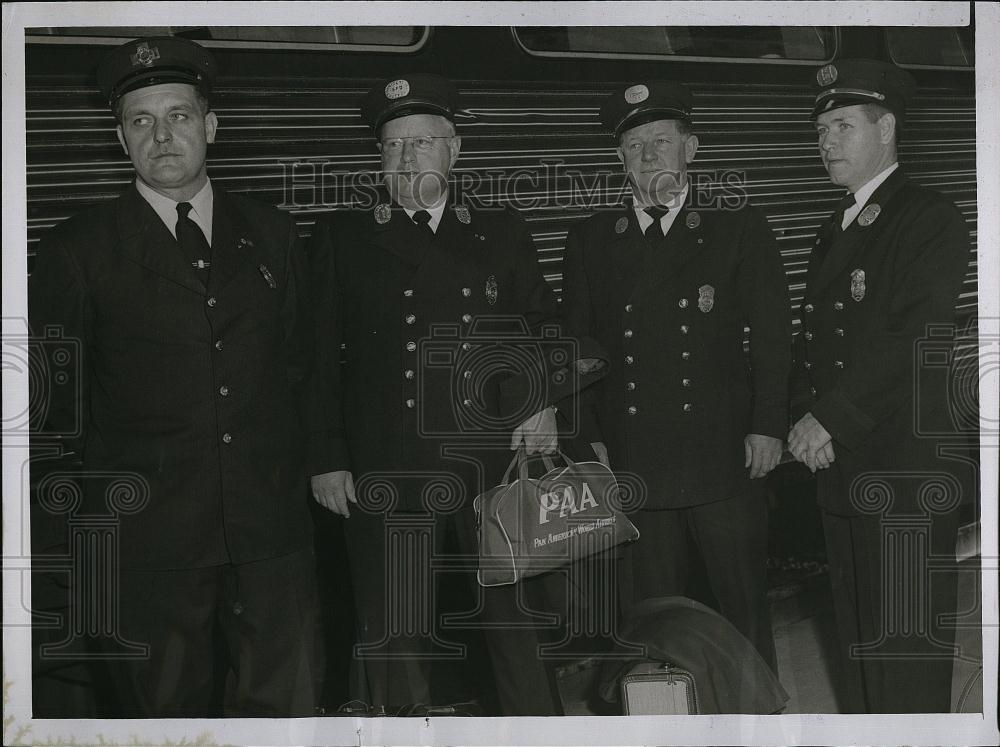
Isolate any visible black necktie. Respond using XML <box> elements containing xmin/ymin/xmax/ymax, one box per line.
<box><xmin>412</xmin><ymin>209</ymin><xmax>434</xmax><ymax>238</ymax></box>
<box><xmin>643</xmin><ymin>205</ymin><xmax>670</xmax><ymax>243</ymax></box>
<box><xmin>832</xmin><ymin>192</ymin><xmax>856</xmax><ymax>233</ymax></box>
<box><xmin>176</xmin><ymin>202</ymin><xmax>212</xmax><ymax>277</ymax></box>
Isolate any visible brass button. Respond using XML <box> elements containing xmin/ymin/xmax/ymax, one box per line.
<box><xmin>834</xmin><ymin>301</ymin><xmax>844</xmax><ymax>311</ymax></box>
<box><xmin>625</xmin><ymin>355</ymin><xmax>634</xmax><ymax>365</ymax></box>
<box><xmin>625</xmin><ymin>382</ymin><xmax>636</xmax><ymax>391</ymax></box>
<box><xmin>627</xmin><ymin>406</ymin><xmax>637</xmax><ymax>415</ymax></box>
<box><xmin>624</xmin><ymin>329</ymin><xmax>633</xmax><ymax>338</ymax></box>
<box><xmin>804</xmin><ymin>331</ymin><xmax>813</xmax><ymax>341</ymax></box>
<box><xmin>804</xmin><ymin>361</ymin><xmax>812</xmax><ymax>369</ymax></box>
<box><xmin>406</xmin><ymin>398</ymin><xmax>416</xmax><ymax>408</ymax></box>
<box><xmin>682</xmin><ymin>378</ymin><xmax>691</xmax><ymax>387</ymax></box>
<box><xmin>462</xmin><ymin>287</ymin><xmax>472</xmax><ymax>297</ymax></box>
<box><xmin>678</xmin><ymin>298</ymin><xmax>689</xmax><ymax>309</ymax></box>
<box><xmin>463</xmin><ymin>370</ymin><xmax>472</xmax><ymax>379</ymax></box>
<box><xmin>405</xmin><ymin>314</ymin><xmax>416</xmax><ymax>324</ymax></box>
<box><xmin>834</xmin><ymin>327</ymin><xmax>844</xmax><ymax>336</ymax></box>
<box><xmin>214</xmin><ymin>340</ymin><xmax>223</xmax><ymax>351</ymax></box>
<box><xmin>681</xmin><ymin>351</ymin><xmax>690</xmax><ymax>360</ymax></box>
<box><xmin>232</xmin><ymin>601</ymin><xmax>244</xmax><ymax>615</ymax></box>
<box><xmin>810</xmin><ymin>386</ymin><xmax>817</xmax><ymax>396</ymax></box>
<box><xmin>834</xmin><ymin>360</ymin><xmax>845</xmax><ymax>368</ymax></box>
<box><xmin>207</xmin><ymin>297</ymin><xmax>217</xmax><ymax>307</ymax></box>
<box><xmin>462</xmin><ymin>342</ymin><xmax>472</xmax><ymax>351</ymax></box>
<box><xmin>403</xmin><ymin>289</ymin><xmax>414</xmax><ymax>297</ymax></box>
<box><xmin>682</xmin><ymin>403</ymin><xmax>692</xmax><ymax>412</ymax></box>
<box><xmin>680</xmin><ymin>325</ymin><xmax>689</xmax><ymax>334</ymax></box>
<box><xmin>222</xmin><ymin>432</ymin><xmax>232</xmax><ymax>444</ymax></box>
<box><xmin>462</xmin><ymin>314</ymin><xmax>472</xmax><ymax>323</ymax></box>
<box><xmin>219</xmin><ymin>385</ymin><xmax>230</xmax><ymax>397</ymax></box>
<box><xmin>463</xmin><ymin>398</ymin><xmax>473</xmax><ymax>407</ymax></box>
<box><xmin>804</xmin><ymin>303</ymin><xmax>814</xmax><ymax>313</ymax></box>
<box><xmin>625</xmin><ymin>304</ymin><xmax>633</xmax><ymax>313</ymax></box>
<box><xmin>406</xmin><ymin>341</ymin><xmax>417</xmax><ymax>352</ymax></box>
<box><xmin>404</xmin><ymin>369</ymin><xmax>415</xmax><ymax>380</ymax></box>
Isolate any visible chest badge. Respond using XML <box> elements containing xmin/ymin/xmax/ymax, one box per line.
<box><xmin>858</xmin><ymin>203</ymin><xmax>881</xmax><ymax>227</ymax></box>
<box><xmin>486</xmin><ymin>275</ymin><xmax>498</xmax><ymax>306</ymax></box>
<box><xmin>686</xmin><ymin>212</ymin><xmax>701</xmax><ymax>229</ymax></box>
<box><xmin>850</xmin><ymin>269</ymin><xmax>866</xmax><ymax>302</ymax></box>
<box><xmin>455</xmin><ymin>204</ymin><xmax>471</xmax><ymax>225</ymax></box>
<box><xmin>698</xmin><ymin>284</ymin><xmax>715</xmax><ymax>313</ymax></box>
<box><xmin>374</xmin><ymin>203</ymin><xmax>392</xmax><ymax>225</ymax></box>
<box><xmin>614</xmin><ymin>217</ymin><xmax>629</xmax><ymax>235</ymax></box>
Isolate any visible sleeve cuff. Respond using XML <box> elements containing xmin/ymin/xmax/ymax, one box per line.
<box><xmin>810</xmin><ymin>389</ymin><xmax>877</xmax><ymax>450</ymax></box>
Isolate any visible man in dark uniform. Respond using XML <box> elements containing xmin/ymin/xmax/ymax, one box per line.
<box><xmin>307</xmin><ymin>74</ymin><xmax>563</xmax><ymax>715</ymax></box>
<box><xmin>560</xmin><ymin>81</ymin><xmax>791</xmax><ymax>670</ymax></box>
<box><xmin>28</xmin><ymin>36</ymin><xmax>322</xmax><ymax>716</ymax></box>
<box><xmin>789</xmin><ymin>59</ymin><xmax>974</xmax><ymax>713</ymax></box>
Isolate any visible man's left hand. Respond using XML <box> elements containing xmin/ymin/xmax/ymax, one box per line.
<box><xmin>744</xmin><ymin>433</ymin><xmax>783</xmax><ymax>478</ymax></box>
<box><xmin>511</xmin><ymin>407</ymin><xmax>558</xmax><ymax>454</ymax></box>
<box><xmin>788</xmin><ymin>412</ymin><xmax>833</xmax><ymax>472</ymax></box>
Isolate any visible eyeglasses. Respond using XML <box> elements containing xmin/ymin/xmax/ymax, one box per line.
<box><xmin>379</xmin><ymin>136</ymin><xmax>453</xmax><ymax>153</ymax></box>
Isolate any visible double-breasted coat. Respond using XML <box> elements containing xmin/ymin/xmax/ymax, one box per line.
<box><xmin>29</xmin><ymin>184</ymin><xmax>315</xmax><ymax>571</ymax></box>
<box><xmin>790</xmin><ymin>167</ymin><xmax>974</xmax><ymax>713</ymax></box>
<box><xmin>561</xmin><ymin>197</ymin><xmax>792</xmax><ymax>510</ymax></box>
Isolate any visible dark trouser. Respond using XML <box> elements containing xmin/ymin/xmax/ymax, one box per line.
<box><xmin>822</xmin><ymin>508</ymin><xmax>960</xmax><ymax>713</ymax></box>
<box><xmin>620</xmin><ymin>493</ymin><xmax>776</xmax><ymax>672</ymax></box>
<box><xmin>105</xmin><ymin>547</ymin><xmax>324</xmax><ymax>717</ymax></box>
<box><xmin>344</xmin><ymin>506</ymin><xmax>562</xmax><ymax>715</ymax></box>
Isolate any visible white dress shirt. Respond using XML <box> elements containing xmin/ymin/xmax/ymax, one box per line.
<box><xmin>842</xmin><ymin>163</ymin><xmax>898</xmax><ymax>230</ymax></box>
<box><xmin>633</xmin><ymin>184</ymin><xmax>690</xmax><ymax>238</ymax></box>
<box><xmin>135</xmin><ymin>177</ymin><xmax>214</xmax><ymax>245</ymax></box>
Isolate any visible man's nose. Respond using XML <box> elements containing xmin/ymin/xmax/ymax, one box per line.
<box><xmin>153</xmin><ymin>120</ymin><xmax>171</xmax><ymax>144</ymax></box>
<box><xmin>400</xmin><ymin>139</ymin><xmax>417</xmax><ymax>162</ymax></box>
<box><xmin>641</xmin><ymin>142</ymin><xmax>658</xmax><ymax>161</ymax></box>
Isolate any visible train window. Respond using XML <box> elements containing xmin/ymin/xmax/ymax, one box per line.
<box><xmin>886</xmin><ymin>27</ymin><xmax>974</xmax><ymax>68</ymax></box>
<box><xmin>25</xmin><ymin>26</ymin><xmax>427</xmax><ymax>51</ymax></box>
<box><xmin>513</xmin><ymin>26</ymin><xmax>835</xmax><ymax>62</ymax></box>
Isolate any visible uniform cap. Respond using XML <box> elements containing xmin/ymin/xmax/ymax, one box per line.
<box><xmin>811</xmin><ymin>58</ymin><xmax>915</xmax><ymax>119</ymax></box>
<box><xmin>97</xmin><ymin>36</ymin><xmax>217</xmax><ymax>108</ymax></box>
<box><xmin>601</xmin><ymin>81</ymin><xmax>693</xmax><ymax>139</ymax></box>
<box><xmin>360</xmin><ymin>73</ymin><xmax>463</xmax><ymax>133</ymax></box>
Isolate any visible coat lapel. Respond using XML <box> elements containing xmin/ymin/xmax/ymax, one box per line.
<box><xmin>599</xmin><ymin>205</ymin><xmax>647</xmax><ymax>300</ymax></box>
<box><xmin>116</xmin><ymin>184</ymin><xmax>205</xmax><ymax>295</ymax></box>
<box><xmin>630</xmin><ymin>198</ymin><xmax>703</xmax><ymax>302</ymax></box>
<box><xmin>207</xmin><ymin>191</ymin><xmax>256</xmax><ymax>294</ymax></box>
<box><xmin>810</xmin><ymin>168</ymin><xmax>907</xmax><ymax>296</ymax></box>
<box><xmin>371</xmin><ymin>201</ymin><xmax>429</xmax><ymax>267</ymax></box>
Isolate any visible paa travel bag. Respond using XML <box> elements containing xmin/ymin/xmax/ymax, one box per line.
<box><xmin>474</xmin><ymin>448</ymin><xmax>638</xmax><ymax>587</ymax></box>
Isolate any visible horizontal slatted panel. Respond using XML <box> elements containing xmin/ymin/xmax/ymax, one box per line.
<box><xmin>25</xmin><ymin>74</ymin><xmax>977</xmax><ymax>339</ymax></box>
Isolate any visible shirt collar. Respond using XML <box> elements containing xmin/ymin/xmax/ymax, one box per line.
<box><xmin>633</xmin><ymin>183</ymin><xmax>689</xmax><ymax>233</ymax></box>
<box><xmin>403</xmin><ymin>196</ymin><xmax>448</xmax><ymax>233</ymax></box>
<box><xmin>852</xmin><ymin>162</ymin><xmax>898</xmax><ymax>210</ymax></box>
<box><xmin>135</xmin><ymin>177</ymin><xmax>214</xmax><ymax>244</ymax></box>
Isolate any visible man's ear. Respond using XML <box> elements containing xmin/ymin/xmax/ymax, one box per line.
<box><xmin>115</xmin><ymin>125</ymin><xmax>129</xmax><ymax>157</ymax></box>
<box><xmin>878</xmin><ymin>112</ymin><xmax>896</xmax><ymax>145</ymax></box>
<box><xmin>684</xmin><ymin>134</ymin><xmax>699</xmax><ymax>164</ymax></box>
<box><xmin>448</xmin><ymin>135</ymin><xmax>461</xmax><ymax>168</ymax></box>
<box><xmin>615</xmin><ymin>146</ymin><xmax>625</xmax><ymax>167</ymax></box>
<box><xmin>204</xmin><ymin>111</ymin><xmax>219</xmax><ymax>145</ymax></box>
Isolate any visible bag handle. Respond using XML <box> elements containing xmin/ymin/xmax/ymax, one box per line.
<box><xmin>501</xmin><ymin>446</ymin><xmax>571</xmax><ymax>484</ymax></box>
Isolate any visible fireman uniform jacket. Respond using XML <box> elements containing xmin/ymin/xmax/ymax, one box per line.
<box><xmin>29</xmin><ymin>184</ymin><xmax>315</xmax><ymax>571</ymax></box>
<box><xmin>790</xmin><ymin>168</ymin><xmax>973</xmax><ymax>516</ymax></box>
<box><xmin>561</xmin><ymin>196</ymin><xmax>792</xmax><ymax>510</ymax></box>
<box><xmin>307</xmin><ymin>196</ymin><xmax>561</xmax><ymax>508</ymax></box>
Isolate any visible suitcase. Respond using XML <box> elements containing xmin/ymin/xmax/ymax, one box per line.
<box><xmin>620</xmin><ymin>661</ymin><xmax>699</xmax><ymax>715</ymax></box>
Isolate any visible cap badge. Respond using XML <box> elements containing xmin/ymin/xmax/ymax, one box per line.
<box><xmin>816</xmin><ymin>64</ymin><xmax>838</xmax><ymax>86</ymax></box>
<box><xmin>615</xmin><ymin>217</ymin><xmax>629</xmax><ymax>235</ymax></box>
<box><xmin>130</xmin><ymin>42</ymin><xmax>161</xmax><ymax>68</ymax></box>
<box><xmin>686</xmin><ymin>212</ymin><xmax>701</xmax><ymax>229</ymax></box>
<box><xmin>698</xmin><ymin>284</ymin><xmax>715</xmax><ymax>313</ymax></box>
<box><xmin>385</xmin><ymin>79</ymin><xmax>410</xmax><ymax>100</ymax></box>
<box><xmin>850</xmin><ymin>268</ymin><xmax>866</xmax><ymax>302</ymax></box>
<box><xmin>454</xmin><ymin>204</ymin><xmax>471</xmax><ymax>224</ymax></box>
<box><xmin>486</xmin><ymin>275</ymin><xmax>498</xmax><ymax>306</ymax></box>
<box><xmin>624</xmin><ymin>84</ymin><xmax>650</xmax><ymax>105</ymax></box>
<box><xmin>374</xmin><ymin>203</ymin><xmax>392</xmax><ymax>225</ymax></box>
<box><xmin>858</xmin><ymin>203</ymin><xmax>881</xmax><ymax>227</ymax></box>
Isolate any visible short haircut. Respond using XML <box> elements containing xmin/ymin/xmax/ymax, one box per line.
<box><xmin>113</xmin><ymin>88</ymin><xmax>211</xmax><ymax>124</ymax></box>
<box><xmin>860</xmin><ymin>102</ymin><xmax>902</xmax><ymax>141</ymax></box>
